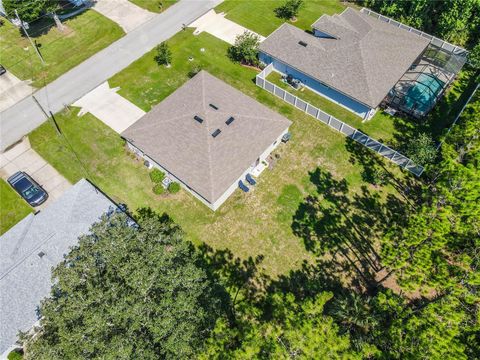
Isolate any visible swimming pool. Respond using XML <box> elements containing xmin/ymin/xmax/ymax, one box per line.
<box><xmin>404</xmin><ymin>73</ymin><xmax>444</xmax><ymax>113</ymax></box>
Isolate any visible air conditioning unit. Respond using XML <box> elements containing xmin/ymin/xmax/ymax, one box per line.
<box><xmin>144</xmin><ymin>160</ymin><xmax>153</xmax><ymax>169</ymax></box>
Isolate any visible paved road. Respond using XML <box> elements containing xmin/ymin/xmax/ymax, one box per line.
<box><xmin>0</xmin><ymin>0</ymin><xmax>222</xmax><ymax>151</ymax></box>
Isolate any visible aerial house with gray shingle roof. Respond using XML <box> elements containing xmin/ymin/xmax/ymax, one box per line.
<box><xmin>259</xmin><ymin>7</ymin><xmax>435</xmax><ymax>120</ymax></box>
<box><xmin>0</xmin><ymin>179</ymin><xmax>123</xmax><ymax>357</ymax></box>
<box><xmin>121</xmin><ymin>71</ymin><xmax>291</xmax><ymax>211</ymax></box>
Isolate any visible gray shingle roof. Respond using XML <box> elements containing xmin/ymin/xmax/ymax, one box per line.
<box><xmin>121</xmin><ymin>71</ymin><xmax>291</xmax><ymax>204</ymax></box>
<box><xmin>0</xmin><ymin>179</ymin><xmax>117</xmax><ymax>354</ymax></box>
<box><xmin>258</xmin><ymin>7</ymin><xmax>430</xmax><ymax>108</ymax></box>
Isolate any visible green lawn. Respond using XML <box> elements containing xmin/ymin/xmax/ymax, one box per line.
<box><xmin>129</xmin><ymin>0</ymin><xmax>177</xmax><ymax>13</ymax></box>
<box><xmin>266</xmin><ymin>68</ymin><xmax>478</xmax><ymax>148</ymax></box>
<box><xmin>216</xmin><ymin>0</ymin><xmax>349</xmax><ymax>36</ymax></box>
<box><xmin>266</xmin><ymin>71</ymin><xmax>397</xmax><ymax>144</ymax></box>
<box><xmin>0</xmin><ymin>179</ymin><xmax>32</xmax><ymax>235</ymax></box>
<box><xmin>30</xmin><ymin>29</ymin><xmax>405</xmax><ymax>277</ymax></box>
<box><xmin>0</xmin><ymin>10</ymin><xmax>124</xmax><ymax>87</ymax></box>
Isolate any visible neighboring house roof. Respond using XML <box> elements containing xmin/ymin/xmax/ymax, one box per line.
<box><xmin>258</xmin><ymin>7</ymin><xmax>430</xmax><ymax>108</ymax></box>
<box><xmin>0</xmin><ymin>179</ymin><xmax>118</xmax><ymax>355</ymax></box>
<box><xmin>122</xmin><ymin>71</ymin><xmax>291</xmax><ymax>204</ymax></box>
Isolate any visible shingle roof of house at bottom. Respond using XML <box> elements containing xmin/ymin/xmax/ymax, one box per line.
<box><xmin>121</xmin><ymin>70</ymin><xmax>291</xmax><ymax>204</ymax></box>
<box><xmin>259</xmin><ymin>7</ymin><xmax>430</xmax><ymax>108</ymax></box>
<box><xmin>0</xmin><ymin>179</ymin><xmax>119</xmax><ymax>355</ymax></box>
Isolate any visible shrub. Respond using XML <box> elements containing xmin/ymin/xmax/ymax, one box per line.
<box><xmin>7</xmin><ymin>350</ymin><xmax>23</xmax><ymax>360</ymax></box>
<box><xmin>168</xmin><ymin>182</ymin><xmax>181</xmax><ymax>194</ymax></box>
<box><xmin>405</xmin><ymin>133</ymin><xmax>437</xmax><ymax>165</ymax></box>
<box><xmin>274</xmin><ymin>0</ymin><xmax>304</xmax><ymax>20</ymax></box>
<box><xmin>152</xmin><ymin>184</ymin><xmax>165</xmax><ymax>195</ymax></box>
<box><xmin>154</xmin><ymin>42</ymin><xmax>172</xmax><ymax>66</ymax></box>
<box><xmin>149</xmin><ymin>168</ymin><xmax>165</xmax><ymax>183</ymax></box>
<box><xmin>228</xmin><ymin>31</ymin><xmax>260</xmax><ymax>66</ymax></box>
<box><xmin>188</xmin><ymin>64</ymin><xmax>201</xmax><ymax>78</ymax></box>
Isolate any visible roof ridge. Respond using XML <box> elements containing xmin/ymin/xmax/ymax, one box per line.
<box><xmin>356</xmin><ymin>42</ymin><xmax>376</xmax><ymax>105</ymax></box>
<box><xmin>200</xmin><ymin>71</ymin><xmax>215</xmax><ymax>200</ymax></box>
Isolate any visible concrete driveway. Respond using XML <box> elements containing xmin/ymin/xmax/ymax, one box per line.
<box><xmin>73</xmin><ymin>81</ymin><xmax>145</xmax><ymax>133</ymax></box>
<box><xmin>190</xmin><ymin>9</ymin><xmax>265</xmax><ymax>45</ymax></box>
<box><xmin>0</xmin><ymin>72</ymin><xmax>33</xmax><ymax>112</ymax></box>
<box><xmin>92</xmin><ymin>0</ymin><xmax>155</xmax><ymax>33</ymax></box>
<box><xmin>0</xmin><ymin>138</ymin><xmax>71</xmax><ymax>209</ymax></box>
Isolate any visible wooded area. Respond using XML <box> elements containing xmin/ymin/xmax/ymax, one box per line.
<box><xmin>16</xmin><ymin>1</ymin><xmax>480</xmax><ymax>359</ymax></box>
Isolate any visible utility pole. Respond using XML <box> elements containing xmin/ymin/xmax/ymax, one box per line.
<box><xmin>15</xmin><ymin>9</ymin><xmax>45</xmax><ymax>64</ymax></box>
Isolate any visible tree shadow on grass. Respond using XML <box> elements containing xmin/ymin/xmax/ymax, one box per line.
<box><xmin>290</xmin><ymin>167</ymin><xmax>411</xmax><ymax>294</ymax></box>
<box><xmin>345</xmin><ymin>137</ymin><xmax>423</xmax><ymax>207</ymax></box>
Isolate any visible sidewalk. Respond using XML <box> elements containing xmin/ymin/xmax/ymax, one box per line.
<box><xmin>0</xmin><ymin>0</ymin><xmax>222</xmax><ymax>152</ymax></box>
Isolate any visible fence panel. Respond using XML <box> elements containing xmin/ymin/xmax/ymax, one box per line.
<box><xmin>431</xmin><ymin>38</ymin><xmax>443</xmax><ymax>48</ymax></box>
<box><xmin>329</xmin><ymin>117</ymin><xmax>343</xmax><ymax>131</ymax></box>
<box><xmin>352</xmin><ymin>131</ymin><xmax>369</xmax><ymax>144</ymax></box>
<box><xmin>285</xmin><ymin>92</ymin><xmax>296</xmax><ymax>105</ymax></box>
<box><xmin>392</xmin><ymin>153</ymin><xmax>411</xmax><ymax>167</ymax></box>
<box><xmin>295</xmin><ymin>98</ymin><xmax>308</xmax><ymax>112</ymax></box>
<box><xmin>265</xmin><ymin>81</ymin><xmax>274</xmax><ymax>93</ymax></box>
<box><xmin>341</xmin><ymin>123</ymin><xmax>356</xmax><ymax>137</ymax></box>
<box><xmin>365</xmin><ymin>138</ymin><xmax>383</xmax><ymax>152</ymax></box>
<box><xmin>255</xmin><ymin>75</ymin><xmax>424</xmax><ymax>176</ymax></box>
<box><xmin>317</xmin><ymin>110</ymin><xmax>330</xmax><ymax>124</ymax></box>
<box><xmin>306</xmin><ymin>104</ymin><xmax>318</xmax><ymax>117</ymax></box>
<box><xmin>274</xmin><ymin>86</ymin><xmax>285</xmax><ymax>99</ymax></box>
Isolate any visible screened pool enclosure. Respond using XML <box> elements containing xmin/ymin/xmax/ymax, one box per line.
<box><xmin>385</xmin><ymin>44</ymin><xmax>467</xmax><ymax>118</ymax></box>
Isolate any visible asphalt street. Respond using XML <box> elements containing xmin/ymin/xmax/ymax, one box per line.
<box><xmin>0</xmin><ymin>0</ymin><xmax>222</xmax><ymax>151</ymax></box>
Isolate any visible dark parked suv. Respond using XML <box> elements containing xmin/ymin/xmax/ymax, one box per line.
<box><xmin>7</xmin><ymin>171</ymin><xmax>48</xmax><ymax>207</ymax></box>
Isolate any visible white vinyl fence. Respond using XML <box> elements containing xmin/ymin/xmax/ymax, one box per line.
<box><xmin>256</xmin><ymin>64</ymin><xmax>425</xmax><ymax>177</ymax></box>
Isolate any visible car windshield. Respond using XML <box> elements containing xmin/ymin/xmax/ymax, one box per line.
<box><xmin>22</xmin><ymin>186</ymin><xmax>41</xmax><ymax>199</ymax></box>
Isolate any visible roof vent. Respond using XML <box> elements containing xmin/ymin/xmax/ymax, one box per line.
<box><xmin>38</xmin><ymin>251</ymin><xmax>45</xmax><ymax>258</ymax></box>
<box><xmin>211</xmin><ymin>129</ymin><xmax>221</xmax><ymax>138</ymax></box>
<box><xmin>298</xmin><ymin>41</ymin><xmax>308</xmax><ymax>47</ymax></box>
<box><xmin>209</xmin><ymin>103</ymin><xmax>219</xmax><ymax>110</ymax></box>
<box><xmin>225</xmin><ymin>116</ymin><xmax>235</xmax><ymax>125</ymax></box>
<box><xmin>194</xmin><ymin>115</ymin><xmax>204</xmax><ymax>124</ymax></box>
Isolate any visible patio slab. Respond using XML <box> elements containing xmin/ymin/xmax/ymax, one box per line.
<box><xmin>189</xmin><ymin>9</ymin><xmax>265</xmax><ymax>45</ymax></box>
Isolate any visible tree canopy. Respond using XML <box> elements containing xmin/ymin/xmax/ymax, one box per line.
<box><xmin>228</xmin><ymin>31</ymin><xmax>261</xmax><ymax>66</ymax></box>
<box><xmin>3</xmin><ymin>0</ymin><xmax>58</xmax><ymax>23</ymax></box>
<box><xmin>22</xmin><ymin>210</ymin><xmax>225</xmax><ymax>359</ymax></box>
<box><xmin>358</xmin><ymin>0</ymin><xmax>480</xmax><ymax>48</ymax></box>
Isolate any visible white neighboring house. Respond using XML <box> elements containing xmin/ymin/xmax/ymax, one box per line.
<box><xmin>122</xmin><ymin>70</ymin><xmax>291</xmax><ymax>211</ymax></box>
<box><xmin>0</xmin><ymin>179</ymin><xmax>123</xmax><ymax>359</ymax></box>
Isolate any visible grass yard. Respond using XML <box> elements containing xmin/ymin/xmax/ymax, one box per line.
<box><xmin>266</xmin><ymin>71</ymin><xmax>397</xmax><ymax>144</ymax></box>
<box><xmin>0</xmin><ymin>179</ymin><xmax>32</xmax><ymax>235</ymax></box>
<box><xmin>266</xmin><ymin>68</ymin><xmax>478</xmax><ymax>149</ymax></box>
<box><xmin>129</xmin><ymin>0</ymin><xmax>177</xmax><ymax>13</ymax></box>
<box><xmin>216</xmin><ymin>0</ymin><xmax>350</xmax><ymax>36</ymax></box>
<box><xmin>30</xmin><ymin>29</ymin><xmax>405</xmax><ymax>277</ymax></box>
<box><xmin>0</xmin><ymin>10</ymin><xmax>124</xmax><ymax>87</ymax></box>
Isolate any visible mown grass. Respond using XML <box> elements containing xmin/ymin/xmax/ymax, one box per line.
<box><xmin>266</xmin><ymin>71</ymin><xmax>398</xmax><ymax>143</ymax></box>
<box><xmin>215</xmin><ymin>0</ymin><xmax>349</xmax><ymax>36</ymax></box>
<box><xmin>30</xmin><ymin>29</ymin><xmax>406</xmax><ymax>276</ymax></box>
<box><xmin>0</xmin><ymin>10</ymin><xmax>124</xmax><ymax>87</ymax></box>
<box><xmin>266</xmin><ymin>66</ymin><xmax>477</xmax><ymax>148</ymax></box>
<box><xmin>129</xmin><ymin>0</ymin><xmax>177</xmax><ymax>13</ymax></box>
<box><xmin>0</xmin><ymin>179</ymin><xmax>32</xmax><ymax>235</ymax></box>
